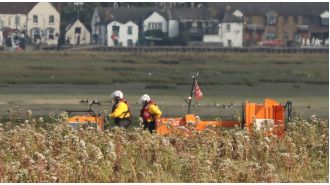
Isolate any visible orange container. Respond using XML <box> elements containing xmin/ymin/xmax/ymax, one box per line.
<box><xmin>157</xmin><ymin>98</ymin><xmax>286</xmax><ymax>137</ymax></box>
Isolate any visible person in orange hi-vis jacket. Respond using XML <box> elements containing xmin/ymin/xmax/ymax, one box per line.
<box><xmin>138</xmin><ymin>94</ymin><xmax>162</xmax><ymax>133</ymax></box>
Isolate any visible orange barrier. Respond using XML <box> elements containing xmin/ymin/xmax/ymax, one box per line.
<box><xmin>157</xmin><ymin>98</ymin><xmax>286</xmax><ymax>137</ymax></box>
<box><xmin>245</xmin><ymin>99</ymin><xmax>285</xmax><ymax>136</ymax></box>
<box><xmin>156</xmin><ymin>114</ymin><xmax>240</xmax><ymax>136</ymax></box>
<box><xmin>67</xmin><ymin>114</ymin><xmax>104</xmax><ymax>131</ymax></box>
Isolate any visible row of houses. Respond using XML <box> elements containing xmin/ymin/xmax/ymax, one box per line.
<box><xmin>0</xmin><ymin>2</ymin><xmax>60</xmax><ymax>48</ymax></box>
<box><xmin>0</xmin><ymin>2</ymin><xmax>89</xmax><ymax>48</ymax></box>
<box><xmin>0</xmin><ymin>2</ymin><xmax>328</xmax><ymax>49</ymax></box>
<box><xmin>91</xmin><ymin>7</ymin><xmax>219</xmax><ymax>46</ymax></box>
<box><xmin>91</xmin><ymin>3</ymin><xmax>329</xmax><ymax>47</ymax></box>
<box><xmin>213</xmin><ymin>3</ymin><xmax>329</xmax><ymax>47</ymax></box>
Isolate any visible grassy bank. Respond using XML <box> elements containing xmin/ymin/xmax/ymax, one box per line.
<box><xmin>0</xmin><ymin>51</ymin><xmax>328</xmax><ymax>86</ymax></box>
<box><xmin>0</xmin><ymin>51</ymin><xmax>328</xmax><ymax>118</ymax></box>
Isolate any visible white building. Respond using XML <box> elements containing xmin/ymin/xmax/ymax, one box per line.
<box><xmin>0</xmin><ymin>3</ymin><xmax>34</xmax><ymax>31</ymax></box>
<box><xmin>168</xmin><ymin>19</ymin><xmax>179</xmax><ymax>38</ymax></box>
<box><xmin>203</xmin><ymin>34</ymin><xmax>221</xmax><ymax>43</ymax></box>
<box><xmin>320</xmin><ymin>10</ymin><xmax>329</xmax><ymax>26</ymax></box>
<box><xmin>92</xmin><ymin>7</ymin><xmax>158</xmax><ymax>46</ymax></box>
<box><xmin>0</xmin><ymin>2</ymin><xmax>60</xmax><ymax>46</ymax></box>
<box><xmin>218</xmin><ymin>13</ymin><xmax>243</xmax><ymax>47</ymax></box>
<box><xmin>65</xmin><ymin>19</ymin><xmax>91</xmax><ymax>45</ymax></box>
<box><xmin>0</xmin><ymin>14</ymin><xmax>27</xmax><ymax>31</ymax></box>
<box><xmin>107</xmin><ymin>21</ymin><xmax>138</xmax><ymax>47</ymax></box>
<box><xmin>143</xmin><ymin>12</ymin><xmax>167</xmax><ymax>33</ymax></box>
<box><xmin>27</xmin><ymin>2</ymin><xmax>60</xmax><ymax>46</ymax></box>
<box><xmin>166</xmin><ymin>8</ymin><xmax>219</xmax><ymax>41</ymax></box>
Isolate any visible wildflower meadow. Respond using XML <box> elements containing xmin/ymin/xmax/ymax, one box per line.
<box><xmin>0</xmin><ymin>114</ymin><xmax>328</xmax><ymax>182</ymax></box>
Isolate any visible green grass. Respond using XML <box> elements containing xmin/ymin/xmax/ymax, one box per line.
<box><xmin>0</xmin><ymin>51</ymin><xmax>328</xmax><ymax>86</ymax></box>
<box><xmin>0</xmin><ymin>51</ymin><xmax>328</xmax><ymax>118</ymax></box>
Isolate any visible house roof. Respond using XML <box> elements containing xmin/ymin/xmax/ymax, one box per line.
<box><xmin>95</xmin><ymin>7</ymin><xmax>219</xmax><ymax>24</ymax></box>
<box><xmin>210</xmin><ymin>2</ymin><xmax>328</xmax><ymax>18</ymax></box>
<box><xmin>221</xmin><ymin>13</ymin><xmax>242</xmax><ymax>23</ymax></box>
<box><xmin>65</xmin><ymin>19</ymin><xmax>91</xmax><ymax>33</ymax></box>
<box><xmin>0</xmin><ymin>2</ymin><xmax>37</xmax><ymax>14</ymax></box>
<box><xmin>95</xmin><ymin>7</ymin><xmax>166</xmax><ymax>24</ymax></box>
<box><xmin>167</xmin><ymin>8</ymin><xmax>217</xmax><ymax>21</ymax></box>
<box><xmin>65</xmin><ymin>20</ymin><xmax>77</xmax><ymax>32</ymax></box>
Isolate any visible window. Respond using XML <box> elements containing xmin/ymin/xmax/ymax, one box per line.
<box><xmin>321</xmin><ymin>18</ymin><xmax>329</xmax><ymax>26</ymax></box>
<box><xmin>148</xmin><ymin>23</ymin><xmax>154</xmax><ymax>29</ymax></box>
<box><xmin>15</xmin><ymin>15</ymin><xmax>20</xmax><ymax>25</ymax></box>
<box><xmin>267</xmin><ymin>16</ymin><xmax>276</xmax><ymax>25</ymax></box>
<box><xmin>266</xmin><ymin>32</ymin><xmax>276</xmax><ymax>39</ymax></box>
<box><xmin>284</xmin><ymin>32</ymin><xmax>288</xmax><ymax>40</ymax></box>
<box><xmin>127</xmin><ymin>26</ymin><xmax>132</xmax><ymax>35</ymax></box>
<box><xmin>49</xmin><ymin>15</ymin><xmax>54</xmax><ymax>24</ymax></box>
<box><xmin>32</xmin><ymin>29</ymin><xmax>41</xmax><ymax>42</ymax></box>
<box><xmin>226</xmin><ymin>24</ymin><xmax>231</xmax><ymax>32</ymax></box>
<box><xmin>112</xmin><ymin>25</ymin><xmax>120</xmax><ymax>46</ymax></box>
<box><xmin>191</xmin><ymin>22</ymin><xmax>198</xmax><ymax>32</ymax></box>
<box><xmin>48</xmin><ymin>29</ymin><xmax>54</xmax><ymax>40</ymax></box>
<box><xmin>148</xmin><ymin>22</ymin><xmax>162</xmax><ymax>30</ymax></box>
<box><xmin>33</xmin><ymin>15</ymin><xmax>38</xmax><ymax>24</ymax></box>
<box><xmin>75</xmin><ymin>27</ymin><xmax>81</xmax><ymax>34</ymax></box>
<box><xmin>192</xmin><ymin>22</ymin><xmax>198</xmax><ymax>28</ymax></box>
<box><xmin>127</xmin><ymin>39</ymin><xmax>133</xmax><ymax>46</ymax></box>
<box><xmin>112</xmin><ymin>26</ymin><xmax>120</xmax><ymax>35</ymax></box>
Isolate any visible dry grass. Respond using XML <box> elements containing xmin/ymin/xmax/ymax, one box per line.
<box><xmin>0</xmin><ymin>115</ymin><xmax>328</xmax><ymax>182</ymax></box>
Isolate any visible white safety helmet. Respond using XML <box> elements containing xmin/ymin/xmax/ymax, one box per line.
<box><xmin>139</xmin><ymin>94</ymin><xmax>150</xmax><ymax>104</ymax></box>
<box><xmin>111</xmin><ymin>90</ymin><xmax>123</xmax><ymax>99</ymax></box>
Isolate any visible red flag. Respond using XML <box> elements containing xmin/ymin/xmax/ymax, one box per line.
<box><xmin>111</xmin><ymin>33</ymin><xmax>118</xmax><ymax>41</ymax></box>
<box><xmin>194</xmin><ymin>80</ymin><xmax>203</xmax><ymax>101</ymax></box>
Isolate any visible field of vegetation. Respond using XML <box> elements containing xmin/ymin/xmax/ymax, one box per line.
<box><xmin>0</xmin><ymin>51</ymin><xmax>328</xmax><ymax>119</ymax></box>
<box><xmin>0</xmin><ymin>51</ymin><xmax>328</xmax><ymax>182</ymax></box>
<box><xmin>0</xmin><ymin>115</ymin><xmax>328</xmax><ymax>182</ymax></box>
<box><xmin>0</xmin><ymin>51</ymin><xmax>328</xmax><ymax>86</ymax></box>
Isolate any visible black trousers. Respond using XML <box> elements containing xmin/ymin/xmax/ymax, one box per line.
<box><xmin>143</xmin><ymin>121</ymin><xmax>156</xmax><ymax>133</ymax></box>
<box><xmin>115</xmin><ymin>118</ymin><xmax>131</xmax><ymax>128</ymax></box>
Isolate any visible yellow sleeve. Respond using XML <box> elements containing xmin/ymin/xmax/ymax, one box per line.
<box><xmin>148</xmin><ymin>104</ymin><xmax>162</xmax><ymax>120</ymax></box>
<box><xmin>109</xmin><ymin>102</ymin><xmax>128</xmax><ymax>118</ymax></box>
